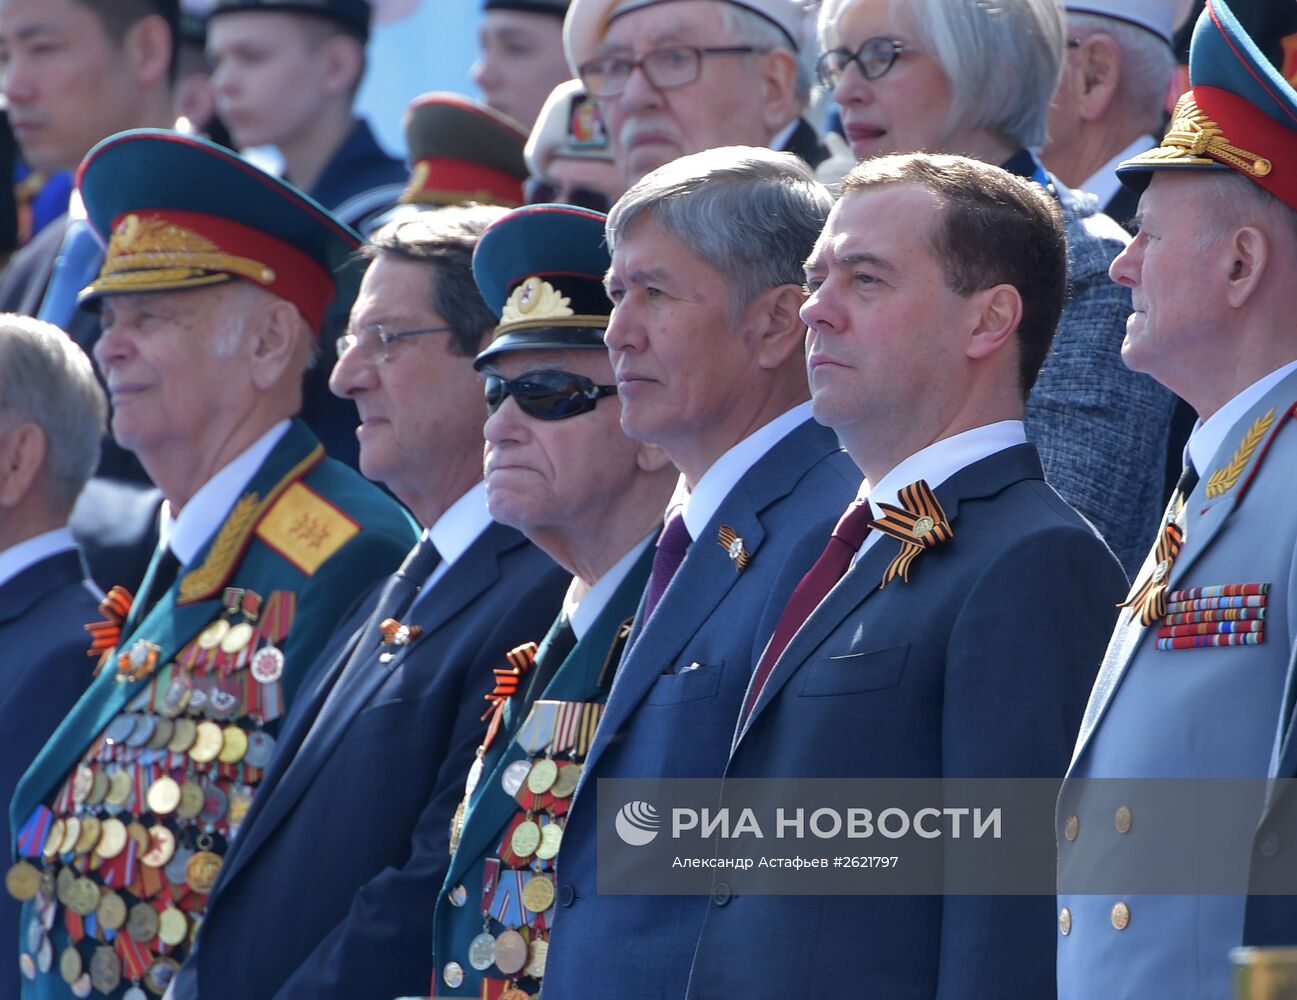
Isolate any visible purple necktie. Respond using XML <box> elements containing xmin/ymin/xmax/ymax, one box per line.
<box><xmin>642</xmin><ymin>509</ymin><xmax>691</xmax><ymax>622</ymax></box>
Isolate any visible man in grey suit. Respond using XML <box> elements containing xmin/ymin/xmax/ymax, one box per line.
<box><xmin>1058</xmin><ymin>0</ymin><xmax>1297</xmax><ymax>994</ymax></box>
<box><xmin>0</xmin><ymin>315</ymin><xmax>105</xmax><ymax>990</ymax></box>
<box><xmin>540</xmin><ymin>147</ymin><xmax>859</xmax><ymax>999</ymax></box>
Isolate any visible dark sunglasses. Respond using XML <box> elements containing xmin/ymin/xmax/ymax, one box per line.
<box><xmin>523</xmin><ymin>177</ymin><xmax>614</xmax><ymax>213</ymax></box>
<box><xmin>483</xmin><ymin>369</ymin><xmax>618</xmax><ymax>421</ymax></box>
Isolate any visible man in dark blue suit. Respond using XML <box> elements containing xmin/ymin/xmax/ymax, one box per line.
<box><xmin>0</xmin><ymin>315</ymin><xmax>105</xmax><ymax>992</ymax></box>
<box><xmin>684</xmin><ymin>153</ymin><xmax>1127</xmax><ymax>998</ymax></box>
<box><xmin>167</xmin><ymin>207</ymin><xmax>569</xmax><ymax>999</ymax></box>
<box><xmin>540</xmin><ymin>147</ymin><xmax>860</xmax><ymax>998</ymax></box>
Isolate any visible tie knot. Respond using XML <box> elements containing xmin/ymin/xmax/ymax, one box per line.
<box><xmin>401</xmin><ymin>538</ymin><xmax>442</xmax><ymax>582</ymax></box>
<box><xmin>831</xmin><ymin>499</ymin><xmax>873</xmax><ymax>551</ymax></box>
<box><xmin>658</xmin><ymin>508</ymin><xmax>692</xmax><ymax>559</ymax></box>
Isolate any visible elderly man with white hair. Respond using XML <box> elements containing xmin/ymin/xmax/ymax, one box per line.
<box><xmin>1043</xmin><ymin>0</ymin><xmax>1196</xmax><ymax>229</ymax></box>
<box><xmin>814</xmin><ymin>0</ymin><xmax>1176</xmax><ymax>576</ymax></box>
<box><xmin>563</xmin><ymin>0</ymin><xmax>828</xmax><ymax>187</ymax></box>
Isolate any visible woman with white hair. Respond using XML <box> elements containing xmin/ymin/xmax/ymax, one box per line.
<box><xmin>815</xmin><ymin>0</ymin><xmax>1177</xmax><ymax>580</ymax></box>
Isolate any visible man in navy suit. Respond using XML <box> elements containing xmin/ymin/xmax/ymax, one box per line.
<box><xmin>166</xmin><ymin>207</ymin><xmax>569</xmax><ymax>999</ymax></box>
<box><xmin>0</xmin><ymin>315</ymin><xmax>105</xmax><ymax>992</ymax></box>
<box><xmin>685</xmin><ymin>153</ymin><xmax>1126</xmax><ymax>998</ymax></box>
<box><xmin>540</xmin><ymin>147</ymin><xmax>860</xmax><ymax>999</ymax></box>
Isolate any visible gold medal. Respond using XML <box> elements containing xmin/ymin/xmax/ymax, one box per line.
<box><xmin>58</xmin><ymin>817</ymin><xmax>81</xmax><ymax>856</ymax></box>
<box><xmin>511</xmin><ymin>819</ymin><xmax>541</xmax><ymax>860</ymax></box>
<box><xmin>550</xmin><ymin>762</ymin><xmax>581</xmax><ymax>799</ymax></box>
<box><xmin>71</xmin><ymin>765</ymin><xmax>94</xmax><ymax>804</ymax></box>
<box><xmin>185</xmin><ymin>850</ymin><xmax>222</xmax><ymax>894</ymax></box>
<box><xmin>147</xmin><ymin>716</ymin><xmax>175</xmax><ymax>750</ymax></box>
<box><xmin>526</xmin><ymin>758</ymin><xmax>558</xmax><ymax>795</ymax></box>
<box><xmin>146</xmin><ymin>776</ymin><xmax>181</xmax><ymax>815</ymax></box>
<box><xmin>189</xmin><ymin>721</ymin><xmax>224</xmax><ymax>763</ymax></box>
<box><xmin>526</xmin><ymin>937</ymin><xmax>549</xmax><ymax>978</ymax></box>
<box><xmin>127</xmin><ymin>901</ymin><xmax>159</xmax><ymax>943</ymax></box>
<box><xmin>105</xmin><ymin>770</ymin><xmax>133</xmax><ymax>808</ymax></box>
<box><xmin>144</xmin><ymin>956</ymin><xmax>180</xmax><ymax>995</ymax></box>
<box><xmin>95</xmin><ymin>818</ymin><xmax>127</xmax><ymax>860</ymax></box>
<box><xmin>522</xmin><ymin>873</ymin><xmax>555</xmax><ymax>913</ymax></box>
<box><xmin>56</xmin><ymin>865</ymin><xmax>75</xmax><ymax>905</ymax></box>
<box><xmin>126</xmin><ymin>820</ymin><xmax>150</xmax><ymax>855</ymax></box>
<box><xmin>168</xmin><ymin>718</ymin><xmax>197</xmax><ymax>753</ymax></box>
<box><xmin>493</xmin><ymin>929</ymin><xmax>528</xmax><ymax>976</ymax></box>
<box><xmin>89</xmin><ymin>945</ymin><xmax>121</xmax><ymax>995</ymax></box>
<box><xmin>217</xmin><ymin>725</ymin><xmax>248</xmax><ymax>764</ymax></box>
<box><xmin>177</xmin><ymin>780</ymin><xmax>205</xmax><ymax>820</ymax></box>
<box><xmin>42</xmin><ymin>818</ymin><xmax>65</xmax><ymax>859</ymax></box>
<box><xmin>59</xmin><ymin>946</ymin><xmax>82</xmax><ymax>985</ymax></box>
<box><xmin>219</xmin><ymin>621</ymin><xmax>254</xmax><ymax>654</ymax></box>
<box><xmin>196</xmin><ymin>619</ymin><xmax>230</xmax><ymax>651</ymax></box>
<box><xmin>4</xmin><ymin>861</ymin><xmax>40</xmax><ymax>901</ymax></box>
<box><xmin>74</xmin><ymin>815</ymin><xmax>102</xmax><ymax>855</ymax></box>
<box><xmin>535</xmin><ymin>822</ymin><xmax>563</xmax><ymax>861</ymax></box>
<box><xmin>141</xmin><ymin>825</ymin><xmax>176</xmax><ymax>868</ymax></box>
<box><xmin>96</xmin><ymin>890</ymin><xmax>127</xmax><ymax>931</ymax></box>
<box><xmin>66</xmin><ymin>876</ymin><xmax>100</xmax><ymax>917</ymax></box>
<box><xmin>227</xmin><ymin>785</ymin><xmax>254</xmax><ymax>828</ymax></box>
<box><xmin>158</xmin><ymin>907</ymin><xmax>187</xmax><ymax>946</ymax></box>
<box><xmin>87</xmin><ymin>768</ymin><xmax>109</xmax><ymax>806</ymax></box>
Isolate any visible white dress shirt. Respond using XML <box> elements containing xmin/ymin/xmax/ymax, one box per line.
<box><xmin>0</xmin><ymin>527</ymin><xmax>78</xmax><ymax>589</ymax></box>
<box><xmin>1187</xmin><ymin>357</ymin><xmax>1297</xmax><ymax>478</ymax></box>
<box><xmin>409</xmin><ymin>480</ymin><xmax>493</xmax><ymax>610</ymax></box>
<box><xmin>1080</xmin><ymin>134</ymin><xmax>1156</xmax><ymax>210</ymax></box>
<box><xmin>565</xmin><ymin>532</ymin><xmax>655</xmax><ymax>641</ymax></box>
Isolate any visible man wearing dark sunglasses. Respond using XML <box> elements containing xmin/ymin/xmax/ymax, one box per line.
<box><xmin>432</xmin><ymin>203</ymin><xmax>677</xmax><ymax>997</ymax></box>
<box><xmin>562</xmin><ymin>0</ymin><xmax>829</xmax><ymax>187</ymax></box>
<box><xmin>536</xmin><ymin>147</ymin><xmax>859</xmax><ymax>998</ymax></box>
<box><xmin>166</xmin><ymin>207</ymin><xmax>569</xmax><ymax>999</ymax></box>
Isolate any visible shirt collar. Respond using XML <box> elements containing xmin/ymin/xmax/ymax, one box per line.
<box><xmin>565</xmin><ymin>531</ymin><xmax>655</xmax><ymax>641</ymax></box>
<box><xmin>1080</xmin><ymin>134</ymin><xmax>1157</xmax><ymax>211</ymax></box>
<box><xmin>0</xmin><ymin>527</ymin><xmax>77</xmax><ymax>589</ymax></box>
<box><xmin>160</xmin><ymin>420</ymin><xmax>290</xmax><ymax>566</ymax></box>
<box><xmin>426</xmin><ymin>480</ymin><xmax>492</xmax><ymax>578</ymax></box>
<box><xmin>1187</xmin><ymin>358</ymin><xmax>1297</xmax><ymax>478</ymax></box>
<box><xmin>864</xmin><ymin>421</ymin><xmax>1027</xmax><ymax>519</ymax></box>
<box><xmin>679</xmin><ymin>401</ymin><xmax>815</xmax><ymax>541</ymax></box>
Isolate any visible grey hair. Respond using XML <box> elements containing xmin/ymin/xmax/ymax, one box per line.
<box><xmin>606</xmin><ymin>145</ymin><xmax>833</xmax><ymax>318</ymax></box>
<box><xmin>819</xmin><ymin>0</ymin><xmax>1065</xmax><ymax>150</ymax></box>
<box><xmin>1068</xmin><ymin>12</ymin><xmax>1175</xmax><ymax>136</ymax></box>
<box><xmin>718</xmin><ymin>4</ymin><xmax>812</xmax><ymax>109</ymax></box>
<box><xmin>0</xmin><ymin>314</ymin><xmax>106</xmax><ymax>508</ymax></box>
<box><xmin>1193</xmin><ymin>172</ymin><xmax>1297</xmax><ymax>250</ymax></box>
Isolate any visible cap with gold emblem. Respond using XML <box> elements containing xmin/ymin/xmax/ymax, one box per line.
<box><xmin>75</xmin><ymin>129</ymin><xmax>361</xmax><ymax>333</ymax></box>
<box><xmin>470</xmin><ymin>204</ymin><xmax>611</xmax><ymax>368</ymax></box>
<box><xmin>208</xmin><ymin>0</ymin><xmax>372</xmax><ymax>40</ymax></box>
<box><xmin>1117</xmin><ymin>0</ymin><xmax>1297</xmax><ymax>210</ymax></box>
<box><xmin>524</xmin><ymin>79</ymin><xmax>612</xmax><ymax>178</ymax></box>
<box><xmin>400</xmin><ymin>93</ymin><xmax>530</xmax><ymax>208</ymax></box>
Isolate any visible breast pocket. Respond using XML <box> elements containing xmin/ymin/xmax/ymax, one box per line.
<box><xmin>646</xmin><ymin>660</ymin><xmax>724</xmax><ymax>705</ymax></box>
<box><xmin>796</xmin><ymin>643</ymin><xmax>909</xmax><ymax>697</ymax></box>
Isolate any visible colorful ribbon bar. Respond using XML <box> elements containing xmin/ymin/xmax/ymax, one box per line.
<box><xmin>1156</xmin><ymin>631</ymin><xmax>1265</xmax><ymax>650</ymax></box>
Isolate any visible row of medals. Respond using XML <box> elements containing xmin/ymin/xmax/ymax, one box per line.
<box><xmin>445</xmin><ymin>748</ymin><xmax>583</xmax><ymax>997</ymax></box>
<box><xmin>4</xmin><ymin>605</ymin><xmax>284</xmax><ymax>996</ymax></box>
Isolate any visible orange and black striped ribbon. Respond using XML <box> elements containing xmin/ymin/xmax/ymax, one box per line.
<box><xmin>85</xmin><ymin>585</ymin><xmax>133</xmax><ymax>676</ymax></box>
<box><xmin>480</xmin><ymin>641</ymin><xmax>539</xmax><ymax>722</ymax></box>
<box><xmin>1121</xmin><ymin>521</ymin><xmax>1185</xmax><ymax>626</ymax></box>
<box><xmin>869</xmin><ymin>480</ymin><xmax>954</xmax><ymax>588</ymax></box>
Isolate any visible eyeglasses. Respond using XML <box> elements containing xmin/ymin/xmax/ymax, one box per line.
<box><xmin>523</xmin><ymin>176</ymin><xmax>613</xmax><ymax>214</ymax></box>
<box><xmin>578</xmin><ymin>45</ymin><xmax>767</xmax><ymax>99</ymax></box>
<box><xmin>336</xmin><ymin>323</ymin><xmax>453</xmax><ymax>363</ymax></box>
<box><xmin>815</xmin><ymin>36</ymin><xmax>910</xmax><ymax>88</ymax></box>
<box><xmin>483</xmin><ymin>370</ymin><xmax>618</xmax><ymax>421</ymax></box>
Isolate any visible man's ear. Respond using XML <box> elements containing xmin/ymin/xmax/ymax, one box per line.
<box><xmin>758</xmin><ymin>48</ymin><xmax>802</xmax><ymax>135</ymax></box>
<box><xmin>964</xmin><ymin>284</ymin><xmax>1022</xmax><ymax>362</ymax></box>
<box><xmin>249</xmin><ymin>300</ymin><xmax>306</xmax><ymax>390</ymax></box>
<box><xmin>1224</xmin><ymin>225</ymin><xmax>1268</xmax><ymax>309</ymax></box>
<box><xmin>0</xmin><ymin>422</ymin><xmax>47</xmax><ymax>509</ymax></box>
<box><xmin>749</xmin><ymin>283</ymin><xmax>811</xmax><ymax>371</ymax></box>
<box><xmin>124</xmin><ymin>14</ymin><xmax>175</xmax><ymax>90</ymax></box>
<box><xmin>320</xmin><ymin>34</ymin><xmax>365</xmax><ymax>99</ymax></box>
<box><xmin>1075</xmin><ymin>33</ymin><xmax>1121</xmax><ymax>122</ymax></box>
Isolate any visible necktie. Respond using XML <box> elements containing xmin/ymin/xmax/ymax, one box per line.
<box><xmin>130</xmin><ymin>546</ymin><xmax>181</xmax><ymax>628</ymax></box>
<box><xmin>1173</xmin><ymin>462</ymin><xmax>1199</xmax><ymax>504</ymax></box>
<box><xmin>38</xmin><ymin>218</ymin><xmax>101</xmax><ymax>335</ymax></box>
<box><xmin>642</xmin><ymin>508</ymin><xmax>691</xmax><ymax>622</ymax></box>
<box><xmin>521</xmin><ymin>615</ymin><xmax>579</xmax><ymax>708</ymax></box>
<box><xmin>743</xmin><ymin>498</ymin><xmax>874</xmax><ymax>720</ymax></box>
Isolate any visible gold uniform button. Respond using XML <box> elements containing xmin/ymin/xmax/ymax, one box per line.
<box><xmin>1064</xmin><ymin>815</ymin><xmax>1079</xmax><ymax>842</ymax></box>
<box><xmin>1059</xmin><ymin>906</ymin><xmax>1072</xmax><ymax>936</ymax></box>
<box><xmin>1115</xmin><ymin>805</ymin><xmax>1132</xmax><ymax>834</ymax></box>
<box><xmin>1111</xmin><ymin>900</ymin><xmax>1130</xmax><ymax>930</ymax></box>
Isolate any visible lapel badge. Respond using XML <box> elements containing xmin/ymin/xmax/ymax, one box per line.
<box><xmin>116</xmin><ymin>639</ymin><xmax>161</xmax><ymax>683</ymax></box>
<box><xmin>869</xmin><ymin>479</ymin><xmax>953</xmax><ymax>587</ymax></box>
<box><xmin>379</xmin><ymin>617</ymin><xmax>422</xmax><ymax>646</ymax></box>
<box><xmin>1120</xmin><ymin>520</ymin><xmax>1185</xmax><ymax>626</ymax></box>
<box><xmin>717</xmin><ymin>525</ymin><xmax>750</xmax><ymax>571</ymax></box>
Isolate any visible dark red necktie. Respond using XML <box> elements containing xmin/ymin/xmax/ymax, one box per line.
<box><xmin>642</xmin><ymin>508</ymin><xmax>691</xmax><ymax>622</ymax></box>
<box><xmin>743</xmin><ymin>498</ymin><xmax>874</xmax><ymax>719</ymax></box>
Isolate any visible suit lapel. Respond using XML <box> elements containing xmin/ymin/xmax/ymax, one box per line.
<box><xmin>220</xmin><ymin>524</ymin><xmax>523</xmax><ymax>884</ymax></box>
<box><xmin>0</xmin><ymin>549</ymin><xmax>85</xmax><ymax>624</ymax></box>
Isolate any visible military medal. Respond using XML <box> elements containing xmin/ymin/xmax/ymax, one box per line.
<box><xmin>74</xmin><ymin>816</ymin><xmax>102</xmax><ymax>855</ymax></box>
<box><xmin>69</xmin><ymin>973</ymin><xmax>92</xmax><ymax>998</ymax></box>
<box><xmin>144</xmin><ymin>956</ymin><xmax>180</xmax><ymax>994</ymax></box>
<box><xmin>41</xmin><ymin>818</ymin><xmax>65</xmax><ymax>860</ymax></box>
<box><xmin>200</xmin><ymin>784</ymin><xmax>228</xmax><ymax>825</ymax></box>
<box><xmin>176</xmin><ymin>780</ymin><xmax>205</xmax><ymax>819</ymax></box>
<box><xmin>147</xmin><ymin>716</ymin><xmax>175</xmax><ymax>750</ymax></box>
<box><xmin>526</xmin><ymin>938</ymin><xmax>548</xmax><ymax>979</ymax></box>
<box><xmin>197</xmin><ymin>619</ymin><xmax>230</xmax><ymax>651</ymax></box>
<box><xmin>125</xmin><ymin>713</ymin><xmax>157</xmax><ymax>747</ymax></box>
<box><xmin>243</xmin><ymin>729</ymin><xmax>275</xmax><ymax>768</ymax></box>
<box><xmin>127</xmin><ymin>900</ymin><xmax>160</xmax><ymax>942</ymax></box>
<box><xmin>250</xmin><ymin>645</ymin><xmax>285</xmax><ymax>684</ymax></box>
<box><xmin>218</xmin><ymin>724</ymin><xmax>249</xmax><ymax>764</ymax></box>
<box><xmin>4</xmin><ymin>861</ymin><xmax>40</xmax><ymax>901</ymax></box>
<box><xmin>442</xmin><ymin>961</ymin><xmax>465</xmax><ymax>988</ymax></box>
<box><xmin>141</xmin><ymin>825</ymin><xmax>176</xmax><ymax>868</ymax></box>
<box><xmin>550</xmin><ymin>762</ymin><xmax>581</xmax><ymax>799</ymax></box>
<box><xmin>511</xmin><ymin>819</ymin><xmax>542</xmax><ymax>860</ymax></box>
<box><xmin>165</xmin><ymin>846</ymin><xmax>195</xmax><ymax>888</ymax></box>
<box><xmin>227</xmin><ymin>784</ymin><xmax>254</xmax><ymax>829</ymax></box>
<box><xmin>501</xmin><ymin>759</ymin><xmax>532</xmax><ymax>797</ymax></box>
<box><xmin>98</xmin><ymin>889</ymin><xmax>128</xmax><ymax>930</ymax></box>
<box><xmin>36</xmin><ymin>934</ymin><xmax>52</xmax><ymax>973</ymax></box>
<box><xmin>66</xmin><ymin>877</ymin><xmax>100</xmax><ymax>916</ymax></box>
<box><xmin>493</xmin><ymin>928</ymin><xmax>529</xmax><ymax>976</ymax></box>
<box><xmin>71</xmin><ymin>765</ymin><xmax>94</xmax><ymax>804</ymax></box>
<box><xmin>57</xmin><ymin>816</ymin><xmax>80</xmax><ymax>856</ymax></box>
<box><xmin>158</xmin><ymin>906</ymin><xmax>187</xmax><ymax>946</ymax></box>
<box><xmin>189</xmin><ymin>721</ymin><xmax>224</xmax><ymax>763</ymax></box>
<box><xmin>535</xmin><ymin>821</ymin><xmax>562</xmax><ymax>861</ymax></box>
<box><xmin>185</xmin><ymin>850</ymin><xmax>222</xmax><ymax>894</ymax></box>
<box><xmin>105</xmin><ymin>770</ymin><xmax>133</xmax><ymax>809</ymax></box>
<box><xmin>220</xmin><ymin>621</ymin><xmax>254</xmax><ymax>655</ymax></box>
<box><xmin>95</xmin><ymin>818</ymin><xmax>128</xmax><ymax>860</ymax></box>
<box><xmin>59</xmin><ymin>946</ymin><xmax>82</xmax><ymax>985</ymax></box>
<box><xmin>468</xmin><ymin>931</ymin><xmax>497</xmax><ymax>971</ymax></box>
<box><xmin>104</xmin><ymin>714</ymin><xmax>135</xmax><ymax>746</ymax></box>
<box><xmin>168</xmin><ymin>718</ymin><xmax>197</xmax><ymax>753</ymax></box>
<box><xmin>526</xmin><ymin>758</ymin><xmax>558</xmax><ymax>795</ymax></box>
<box><xmin>87</xmin><ymin>769</ymin><xmax>109</xmax><ymax>806</ymax></box>
<box><xmin>160</xmin><ymin>674</ymin><xmax>192</xmax><ymax>718</ymax></box>
<box><xmin>522</xmin><ymin>873</ymin><xmax>555</xmax><ymax>913</ymax></box>
<box><xmin>147</xmin><ymin>775</ymin><xmax>181</xmax><ymax>815</ymax></box>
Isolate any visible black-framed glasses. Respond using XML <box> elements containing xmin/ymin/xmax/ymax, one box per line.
<box><xmin>336</xmin><ymin>323</ymin><xmax>453</xmax><ymax>363</ymax></box>
<box><xmin>483</xmin><ymin>370</ymin><xmax>618</xmax><ymax>421</ymax></box>
<box><xmin>523</xmin><ymin>176</ymin><xmax>613</xmax><ymax>214</ymax></box>
<box><xmin>815</xmin><ymin>36</ymin><xmax>910</xmax><ymax>89</ymax></box>
<box><xmin>578</xmin><ymin>45</ymin><xmax>767</xmax><ymax>98</ymax></box>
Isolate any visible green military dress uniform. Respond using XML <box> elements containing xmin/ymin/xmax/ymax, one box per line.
<box><xmin>4</xmin><ymin>129</ymin><xmax>417</xmax><ymax>999</ymax></box>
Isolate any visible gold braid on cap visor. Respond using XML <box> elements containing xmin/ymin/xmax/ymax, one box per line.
<box><xmin>90</xmin><ymin>214</ymin><xmax>276</xmax><ymax>293</ymax></box>
<box><xmin>1130</xmin><ymin>93</ymin><xmax>1272</xmax><ymax>178</ymax></box>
